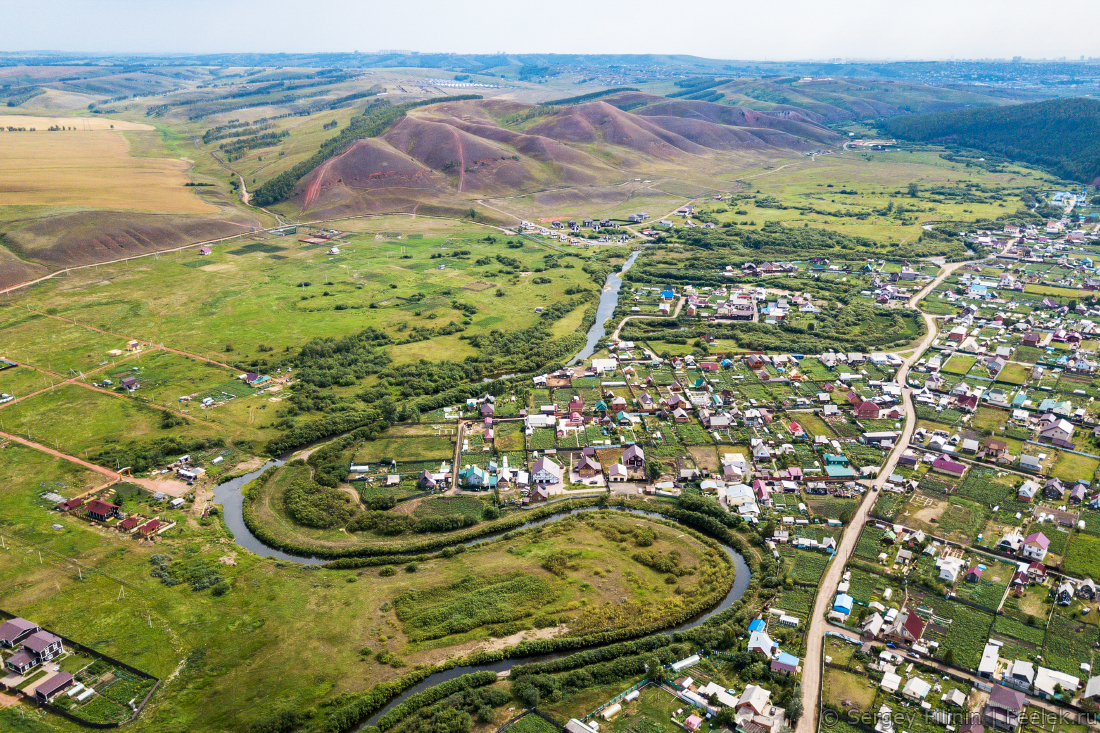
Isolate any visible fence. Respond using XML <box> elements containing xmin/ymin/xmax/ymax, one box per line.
<box><xmin>583</xmin><ymin>679</ymin><xmax>651</xmax><ymax>722</ymax></box>
<box><xmin>0</xmin><ymin>609</ymin><xmax>159</xmax><ymax>727</ymax></box>
<box><xmin>496</xmin><ymin>709</ymin><xmax>564</xmax><ymax>733</ymax></box>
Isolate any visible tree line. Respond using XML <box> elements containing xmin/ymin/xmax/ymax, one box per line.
<box><xmin>882</xmin><ymin>97</ymin><xmax>1100</xmax><ymax>183</ymax></box>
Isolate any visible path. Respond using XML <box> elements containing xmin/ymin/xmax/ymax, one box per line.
<box><xmin>449</xmin><ymin>420</ymin><xmax>467</xmax><ymax>494</ymax></box>
<box><xmin>0</xmin><ymin>429</ymin><xmax>120</xmax><ymax>481</ymax></box>
<box><xmin>797</xmin><ymin>258</ymin><xmax>974</xmax><ymax>733</ymax></box>
<box><xmin>610</xmin><ymin>297</ymin><xmax>686</xmax><ymax>341</ymax></box>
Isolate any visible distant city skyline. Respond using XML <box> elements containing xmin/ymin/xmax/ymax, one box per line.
<box><xmin>5</xmin><ymin>0</ymin><xmax>1100</xmax><ymax>61</ymax></box>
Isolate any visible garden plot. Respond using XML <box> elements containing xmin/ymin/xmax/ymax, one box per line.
<box><xmin>353</xmin><ymin>424</ymin><xmax>456</xmax><ymax>464</ymax></box>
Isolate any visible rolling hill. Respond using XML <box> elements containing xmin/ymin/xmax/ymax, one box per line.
<box><xmin>882</xmin><ymin>97</ymin><xmax>1100</xmax><ymax>184</ymax></box>
<box><xmin>287</xmin><ymin>96</ymin><xmax>843</xmax><ymax>218</ymax></box>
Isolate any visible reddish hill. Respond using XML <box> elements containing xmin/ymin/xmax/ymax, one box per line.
<box><xmin>290</xmin><ymin>96</ymin><xmax>841</xmax><ymax>216</ymax></box>
<box><xmin>297</xmin><ymin>138</ymin><xmax>441</xmax><ymax>209</ymax></box>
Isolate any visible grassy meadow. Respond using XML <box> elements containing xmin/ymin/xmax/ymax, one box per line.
<box><xmin>2</xmin><ymin>216</ymin><xmax>597</xmax><ymax>369</ymax></box>
<box><xmin>0</xmin><ymin>446</ymin><xmax>717</xmax><ymax>732</ymax></box>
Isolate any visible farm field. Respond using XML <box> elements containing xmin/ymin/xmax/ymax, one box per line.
<box><xmin>0</xmin><ymin>127</ymin><xmax>216</xmax><ymax>212</ymax></box>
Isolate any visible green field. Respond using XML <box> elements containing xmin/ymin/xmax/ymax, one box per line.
<box><xmin>941</xmin><ymin>354</ymin><xmax>976</xmax><ymax>375</ymax></box>
<box><xmin>0</xmin><ymin>384</ymin><xmax>223</xmax><ymax>458</ymax></box>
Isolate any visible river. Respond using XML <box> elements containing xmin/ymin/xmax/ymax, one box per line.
<box><xmin>212</xmin><ymin>464</ymin><xmax>750</xmax><ymax>727</ymax></box>
<box><xmin>570</xmin><ymin>248</ymin><xmax>642</xmax><ymax>364</ymax></box>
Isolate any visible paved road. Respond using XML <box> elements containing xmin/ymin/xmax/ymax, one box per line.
<box><xmin>797</xmin><ymin>260</ymin><xmax>970</xmax><ymax>733</ymax></box>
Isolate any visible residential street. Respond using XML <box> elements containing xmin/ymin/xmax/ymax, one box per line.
<box><xmin>797</xmin><ymin>259</ymin><xmax>973</xmax><ymax>733</ymax></box>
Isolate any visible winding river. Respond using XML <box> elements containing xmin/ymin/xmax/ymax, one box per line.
<box><xmin>570</xmin><ymin>248</ymin><xmax>642</xmax><ymax>364</ymax></box>
<box><xmin>212</xmin><ymin>443</ymin><xmax>751</xmax><ymax>727</ymax></box>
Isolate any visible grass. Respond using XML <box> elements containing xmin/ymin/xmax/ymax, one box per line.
<box><xmin>0</xmin><ymin>450</ymin><xmax>712</xmax><ymax>733</ymax></box>
<box><xmin>508</xmin><ymin>714</ymin><xmax>562</xmax><ymax>733</ymax></box>
<box><xmin>823</xmin><ymin>668</ymin><xmax>876</xmax><ymax>713</ymax></box>
<box><xmin>1064</xmin><ymin>532</ymin><xmax>1100</xmax><ymax>579</ymax></box>
<box><xmin>941</xmin><ymin>354</ymin><xmax>976</xmax><ymax>375</ymax></box>
<box><xmin>7</xmin><ymin>216</ymin><xmax>596</xmax><ymax>372</ymax></box>
<box><xmin>996</xmin><ymin>362</ymin><xmax>1031</xmax><ymax>385</ymax></box>
<box><xmin>0</xmin><ymin>383</ymin><xmax>223</xmax><ymax>461</ymax></box>
<box><xmin>0</xmin><ymin>310</ymin><xmax>137</xmax><ymax>375</ymax></box>
<box><xmin>1049</xmin><ymin>451</ymin><xmax>1100</xmax><ymax>484</ymax></box>
<box><xmin>972</xmin><ymin>407</ymin><xmax>1009</xmax><ymax>433</ymax></box>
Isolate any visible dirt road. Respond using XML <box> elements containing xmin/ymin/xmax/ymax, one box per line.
<box><xmin>797</xmin><ymin>259</ymin><xmax>971</xmax><ymax>733</ymax></box>
<box><xmin>0</xmin><ymin>429</ymin><xmax>120</xmax><ymax>481</ymax></box>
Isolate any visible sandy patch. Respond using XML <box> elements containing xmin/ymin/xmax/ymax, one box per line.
<box><xmin>127</xmin><ymin>476</ymin><xmax>191</xmax><ymax>498</ymax></box>
<box><xmin>199</xmin><ymin>263</ymin><xmax>236</xmax><ymax>272</ymax></box>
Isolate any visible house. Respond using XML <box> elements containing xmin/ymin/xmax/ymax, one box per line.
<box><xmin>1020</xmin><ymin>454</ymin><xmax>1042</xmax><ymax>472</ymax></box>
<box><xmin>531</xmin><ymin>457</ymin><xmax>563</xmax><ymax>485</ymax></box>
<box><xmin>937</xmin><ymin>556</ymin><xmax>965</xmax><ymax>582</ymax></box>
<box><xmin>1017</xmin><ymin>479</ymin><xmax>1040</xmax><ymax>502</ymax></box>
<box><xmin>885</xmin><ymin>611</ymin><xmax>925</xmax><ymax>644</ymax></box>
<box><xmin>138</xmin><ymin>519</ymin><xmax>162</xmax><ymax>536</ymax></box>
<box><xmin>574</xmin><ymin>453</ymin><xmax>602</xmax><ymax>478</ymax></box>
<box><xmin>770</xmin><ymin>652</ymin><xmax>799</xmax><ymax>675</ymax></box>
<box><xmin>748</xmin><ymin>630</ymin><xmax>778</xmax><ymax>657</ymax></box>
<box><xmin>22</xmin><ymin>630</ymin><xmax>64</xmax><ymax>664</ymax></box>
<box><xmin>6</xmin><ymin>647</ymin><xmax>38</xmax><ymax>675</ymax></box>
<box><xmin>1079</xmin><ymin>578</ymin><xmax>1097</xmax><ymax>600</ymax></box>
<box><xmin>1021</xmin><ymin>532</ymin><xmax>1049</xmax><ymax>561</ymax></box>
<box><xmin>198</xmin><ymin>246</ymin><xmax>212</xmax><ymax>256</ymax></box>
<box><xmin>35</xmin><ymin>671</ymin><xmax>75</xmax><ymax>702</ymax></box>
<box><xmin>684</xmin><ymin>716</ymin><xmax>703</xmax><ymax>733</ymax></box>
<box><xmin>966</xmin><ymin>566</ymin><xmax>983</xmax><ymax>582</ymax></box>
<box><xmin>0</xmin><ymin>618</ymin><xmax>39</xmax><ymax>648</ymax></box>
<box><xmin>984</xmin><ymin>438</ymin><xmax>1008</xmax><ymax>458</ymax></box>
<box><xmin>85</xmin><ymin>499</ymin><xmax>120</xmax><ymax>521</ymax></box>
<box><xmin>1004</xmin><ymin>659</ymin><xmax>1035</xmax><ymax>691</ymax></box>
<box><xmin>623</xmin><ymin>444</ymin><xmax>645</xmax><ymax>468</ymax></box>
<box><xmin>931</xmin><ymin>455</ymin><xmax>967</xmax><ymax>479</ymax></box>
<box><xmin>984</xmin><ymin>685</ymin><xmax>1026</xmax><ymax>732</ymax></box>
<box><xmin>978</xmin><ymin>642</ymin><xmax>1000</xmax><ymax>678</ymax></box>
<box><xmin>862</xmin><ymin>612</ymin><xmax>884</xmax><ymax>639</ymax></box>
<box><xmin>1039</xmin><ymin>419</ymin><xmax>1075</xmax><ymax>448</ymax></box>
<box><xmin>855</xmin><ymin>401</ymin><xmax>880</xmax><ymax>419</ymax></box>
<box><xmin>736</xmin><ymin>685</ymin><xmax>772</xmax><ymax>716</ymax></box>
<box><xmin>903</xmin><ymin>677</ymin><xmax>932</xmax><ymax>701</ymax></box>
<box><xmin>997</xmin><ymin>532</ymin><xmax>1024</xmax><ymax>554</ymax></box>
<box><xmin>608</xmin><ymin>463</ymin><xmax>628</xmax><ymax>482</ymax></box>
<box><xmin>1033</xmin><ymin>667</ymin><xmax>1079</xmax><ymax>699</ymax></box>
<box><xmin>1055</xmin><ymin>580</ymin><xmax>1074</xmax><ymax>605</ymax></box>
<box><xmin>1083</xmin><ymin>674</ymin><xmax>1100</xmax><ymax>702</ymax></box>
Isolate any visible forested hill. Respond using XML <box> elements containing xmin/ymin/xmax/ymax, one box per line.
<box><xmin>882</xmin><ymin>97</ymin><xmax>1100</xmax><ymax>184</ymax></box>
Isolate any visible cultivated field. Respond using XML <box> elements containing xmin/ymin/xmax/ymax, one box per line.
<box><xmin>0</xmin><ymin>129</ymin><xmax>216</xmax><ymax>212</ymax></box>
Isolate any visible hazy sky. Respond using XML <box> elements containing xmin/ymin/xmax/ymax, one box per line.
<box><xmin>5</xmin><ymin>0</ymin><xmax>1100</xmax><ymax>60</ymax></box>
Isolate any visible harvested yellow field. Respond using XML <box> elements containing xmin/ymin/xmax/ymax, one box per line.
<box><xmin>0</xmin><ymin>130</ymin><xmax>216</xmax><ymax>213</ymax></box>
<box><xmin>0</xmin><ymin>115</ymin><xmax>153</xmax><ymax>130</ymax></box>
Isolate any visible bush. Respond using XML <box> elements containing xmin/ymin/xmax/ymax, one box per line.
<box><xmin>380</xmin><ymin>565</ymin><xmax>397</xmax><ymax>577</ymax></box>
<box><xmin>405</xmin><ymin>562</ymin><xmax>419</xmax><ymax>573</ymax></box>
